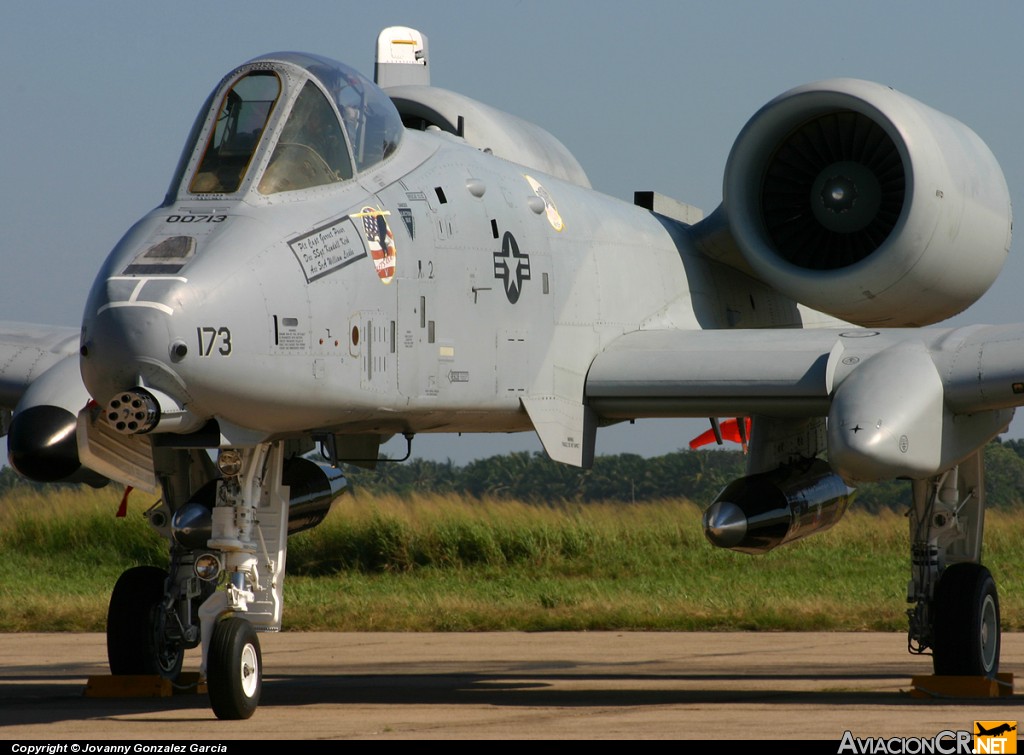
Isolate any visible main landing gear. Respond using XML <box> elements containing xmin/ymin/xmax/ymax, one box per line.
<box><xmin>105</xmin><ymin>442</ymin><xmax>290</xmax><ymax>719</ymax></box>
<box><xmin>106</xmin><ymin>565</ymin><xmax>186</xmax><ymax>678</ymax></box>
<box><xmin>932</xmin><ymin>562</ymin><xmax>1000</xmax><ymax>676</ymax></box>
<box><xmin>906</xmin><ymin>452</ymin><xmax>1001</xmax><ymax>678</ymax></box>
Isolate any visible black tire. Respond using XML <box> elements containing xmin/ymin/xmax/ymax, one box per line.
<box><xmin>932</xmin><ymin>562</ymin><xmax>1000</xmax><ymax>677</ymax></box>
<box><xmin>107</xmin><ymin>565</ymin><xmax>184</xmax><ymax>678</ymax></box>
<box><xmin>207</xmin><ymin>617</ymin><xmax>262</xmax><ymax>720</ymax></box>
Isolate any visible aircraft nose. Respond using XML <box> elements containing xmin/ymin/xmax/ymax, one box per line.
<box><xmin>80</xmin><ymin>277</ymin><xmax>193</xmax><ymax>413</ymax></box>
<box><xmin>81</xmin><ymin>211</ymin><xmax>285</xmax><ymax>436</ymax></box>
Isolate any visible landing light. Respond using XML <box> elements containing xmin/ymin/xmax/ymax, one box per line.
<box><xmin>218</xmin><ymin>449</ymin><xmax>242</xmax><ymax>477</ymax></box>
<box><xmin>194</xmin><ymin>553</ymin><xmax>223</xmax><ymax>581</ymax></box>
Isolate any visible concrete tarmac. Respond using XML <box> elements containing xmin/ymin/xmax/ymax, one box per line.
<box><xmin>0</xmin><ymin>632</ymin><xmax>1021</xmax><ymax>740</ymax></box>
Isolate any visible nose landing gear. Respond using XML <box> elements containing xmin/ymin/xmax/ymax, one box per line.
<box><xmin>105</xmin><ymin>441</ymin><xmax>289</xmax><ymax>719</ymax></box>
<box><xmin>208</xmin><ymin>617</ymin><xmax>262</xmax><ymax>720</ymax></box>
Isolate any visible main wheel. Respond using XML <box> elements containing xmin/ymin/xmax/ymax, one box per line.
<box><xmin>932</xmin><ymin>562</ymin><xmax>1000</xmax><ymax>677</ymax></box>
<box><xmin>207</xmin><ymin>617</ymin><xmax>262</xmax><ymax>720</ymax></box>
<box><xmin>107</xmin><ymin>565</ymin><xmax>184</xmax><ymax>678</ymax></box>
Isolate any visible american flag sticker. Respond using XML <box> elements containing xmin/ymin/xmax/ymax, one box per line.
<box><xmin>354</xmin><ymin>206</ymin><xmax>397</xmax><ymax>284</ymax></box>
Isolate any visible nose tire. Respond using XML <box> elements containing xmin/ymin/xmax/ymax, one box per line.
<box><xmin>207</xmin><ymin>617</ymin><xmax>262</xmax><ymax>720</ymax></box>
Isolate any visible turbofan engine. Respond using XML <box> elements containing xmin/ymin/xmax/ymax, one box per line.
<box><xmin>719</xmin><ymin>78</ymin><xmax>1011</xmax><ymax>326</ymax></box>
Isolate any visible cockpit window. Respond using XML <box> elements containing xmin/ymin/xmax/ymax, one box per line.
<box><xmin>190</xmin><ymin>72</ymin><xmax>281</xmax><ymax>194</ymax></box>
<box><xmin>181</xmin><ymin>53</ymin><xmax>403</xmax><ymax>198</ymax></box>
<box><xmin>259</xmin><ymin>81</ymin><xmax>353</xmax><ymax>195</ymax></box>
<box><xmin>333</xmin><ymin>76</ymin><xmax>403</xmax><ymax>172</ymax></box>
<box><xmin>281</xmin><ymin>52</ymin><xmax>403</xmax><ymax>172</ymax></box>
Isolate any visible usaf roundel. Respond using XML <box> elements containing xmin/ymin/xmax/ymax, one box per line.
<box><xmin>493</xmin><ymin>232</ymin><xmax>531</xmax><ymax>304</ymax></box>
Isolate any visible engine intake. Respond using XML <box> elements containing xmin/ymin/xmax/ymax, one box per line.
<box><xmin>762</xmin><ymin>110</ymin><xmax>903</xmax><ymax>270</ymax></box>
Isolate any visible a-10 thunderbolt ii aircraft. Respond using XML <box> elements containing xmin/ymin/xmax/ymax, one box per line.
<box><xmin>0</xmin><ymin>25</ymin><xmax>1018</xmax><ymax>718</ymax></box>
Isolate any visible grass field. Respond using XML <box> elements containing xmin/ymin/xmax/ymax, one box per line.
<box><xmin>1</xmin><ymin>485</ymin><xmax>1021</xmax><ymax>633</ymax></box>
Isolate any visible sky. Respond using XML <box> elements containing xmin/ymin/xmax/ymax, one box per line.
<box><xmin>3</xmin><ymin>0</ymin><xmax>1024</xmax><ymax>465</ymax></box>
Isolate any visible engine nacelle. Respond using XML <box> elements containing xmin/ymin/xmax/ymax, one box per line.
<box><xmin>702</xmin><ymin>459</ymin><xmax>852</xmax><ymax>555</ymax></box>
<box><xmin>721</xmin><ymin>78</ymin><xmax>1011</xmax><ymax>326</ymax></box>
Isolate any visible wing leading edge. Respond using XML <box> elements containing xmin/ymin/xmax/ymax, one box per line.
<box><xmin>0</xmin><ymin>321</ymin><xmax>80</xmax><ymax>410</ymax></box>
<box><xmin>586</xmin><ymin>325</ymin><xmax>1024</xmax><ymax>482</ymax></box>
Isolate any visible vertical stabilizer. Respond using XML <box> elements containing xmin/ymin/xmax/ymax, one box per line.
<box><xmin>375</xmin><ymin>26</ymin><xmax>429</xmax><ymax>87</ymax></box>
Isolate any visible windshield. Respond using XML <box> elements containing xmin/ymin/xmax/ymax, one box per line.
<box><xmin>259</xmin><ymin>80</ymin><xmax>353</xmax><ymax>194</ymax></box>
<box><xmin>270</xmin><ymin>53</ymin><xmax>403</xmax><ymax>173</ymax></box>
<box><xmin>332</xmin><ymin>70</ymin><xmax>403</xmax><ymax>171</ymax></box>
<box><xmin>190</xmin><ymin>72</ymin><xmax>281</xmax><ymax>194</ymax></box>
<box><xmin>182</xmin><ymin>54</ymin><xmax>403</xmax><ymax>197</ymax></box>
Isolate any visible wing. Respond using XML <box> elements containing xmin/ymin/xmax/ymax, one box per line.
<box><xmin>586</xmin><ymin>325</ymin><xmax>1024</xmax><ymax>483</ymax></box>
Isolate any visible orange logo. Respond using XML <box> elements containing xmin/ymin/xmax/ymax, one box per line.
<box><xmin>975</xmin><ymin>721</ymin><xmax>1017</xmax><ymax>754</ymax></box>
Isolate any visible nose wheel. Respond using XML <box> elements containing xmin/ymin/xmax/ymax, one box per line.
<box><xmin>207</xmin><ymin>617</ymin><xmax>262</xmax><ymax>720</ymax></box>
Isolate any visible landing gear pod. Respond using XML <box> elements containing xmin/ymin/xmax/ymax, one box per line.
<box><xmin>7</xmin><ymin>353</ymin><xmax>108</xmax><ymax>487</ymax></box>
<box><xmin>703</xmin><ymin>459</ymin><xmax>852</xmax><ymax>554</ymax></box>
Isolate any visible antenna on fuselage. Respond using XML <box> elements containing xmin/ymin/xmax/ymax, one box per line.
<box><xmin>374</xmin><ymin>26</ymin><xmax>429</xmax><ymax>87</ymax></box>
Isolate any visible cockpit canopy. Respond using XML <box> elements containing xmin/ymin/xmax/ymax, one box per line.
<box><xmin>176</xmin><ymin>52</ymin><xmax>404</xmax><ymax>198</ymax></box>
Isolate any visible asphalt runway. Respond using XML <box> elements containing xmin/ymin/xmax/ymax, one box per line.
<box><xmin>0</xmin><ymin>632</ymin><xmax>1021</xmax><ymax>740</ymax></box>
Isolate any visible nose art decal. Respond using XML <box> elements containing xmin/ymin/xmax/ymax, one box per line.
<box><xmin>354</xmin><ymin>206</ymin><xmax>397</xmax><ymax>284</ymax></box>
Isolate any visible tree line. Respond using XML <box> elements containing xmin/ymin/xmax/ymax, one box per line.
<box><xmin>4</xmin><ymin>438</ymin><xmax>1024</xmax><ymax>510</ymax></box>
<box><xmin>341</xmin><ymin>437</ymin><xmax>1024</xmax><ymax>511</ymax></box>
